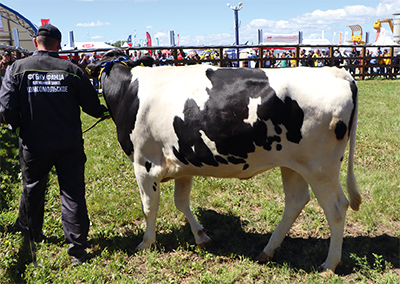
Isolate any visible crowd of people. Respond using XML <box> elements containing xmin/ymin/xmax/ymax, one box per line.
<box><xmin>257</xmin><ymin>46</ymin><xmax>400</xmax><ymax>77</ymax></box>
<box><xmin>2</xmin><ymin>45</ymin><xmax>400</xmax><ymax>86</ymax></box>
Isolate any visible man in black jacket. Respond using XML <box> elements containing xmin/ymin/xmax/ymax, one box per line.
<box><xmin>0</xmin><ymin>24</ymin><xmax>109</xmax><ymax>265</ymax></box>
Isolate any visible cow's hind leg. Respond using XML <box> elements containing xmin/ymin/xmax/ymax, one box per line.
<box><xmin>135</xmin><ymin>170</ymin><xmax>161</xmax><ymax>251</ymax></box>
<box><xmin>174</xmin><ymin>176</ymin><xmax>211</xmax><ymax>247</ymax></box>
<box><xmin>258</xmin><ymin>167</ymin><xmax>310</xmax><ymax>261</ymax></box>
<box><xmin>309</xmin><ymin>178</ymin><xmax>349</xmax><ymax>272</ymax></box>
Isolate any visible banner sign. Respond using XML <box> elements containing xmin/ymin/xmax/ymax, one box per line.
<box><xmin>41</xmin><ymin>19</ymin><xmax>50</xmax><ymax>25</ymax></box>
<box><xmin>146</xmin><ymin>32</ymin><xmax>152</xmax><ymax>56</ymax></box>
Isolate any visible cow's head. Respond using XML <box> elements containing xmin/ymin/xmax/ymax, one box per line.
<box><xmin>86</xmin><ymin>48</ymin><xmax>154</xmax><ymax>78</ymax></box>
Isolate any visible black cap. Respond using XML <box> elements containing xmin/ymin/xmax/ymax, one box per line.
<box><xmin>36</xmin><ymin>24</ymin><xmax>61</xmax><ymax>41</ymax></box>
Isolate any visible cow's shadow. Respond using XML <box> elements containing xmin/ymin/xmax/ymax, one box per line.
<box><xmin>89</xmin><ymin>209</ymin><xmax>399</xmax><ymax>276</ymax></box>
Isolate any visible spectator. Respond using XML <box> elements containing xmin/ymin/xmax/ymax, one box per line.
<box><xmin>299</xmin><ymin>49</ymin><xmax>308</xmax><ymax>66</ymax></box>
<box><xmin>349</xmin><ymin>47</ymin><xmax>360</xmax><ymax>74</ymax></box>
<box><xmin>342</xmin><ymin>50</ymin><xmax>350</xmax><ymax>69</ymax></box>
<box><xmin>364</xmin><ymin>49</ymin><xmax>372</xmax><ymax>74</ymax></box>
<box><xmin>177</xmin><ymin>49</ymin><xmax>186</xmax><ymax>66</ymax></box>
<box><xmin>289</xmin><ymin>50</ymin><xmax>296</xmax><ymax>67</ymax></box>
<box><xmin>88</xmin><ymin>52</ymin><xmax>99</xmax><ymax>64</ymax></box>
<box><xmin>312</xmin><ymin>49</ymin><xmax>323</xmax><ymax>67</ymax></box>
<box><xmin>307</xmin><ymin>50</ymin><xmax>314</xmax><ymax>67</ymax></box>
<box><xmin>382</xmin><ymin>49</ymin><xmax>391</xmax><ymax>77</ymax></box>
<box><xmin>332</xmin><ymin>48</ymin><xmax>343</xmax><ymax>67</ymax></box>
<box><xmin>78</xmin><ymin>53</ymin><xmax>89</xmax><ymax>74</ymax></box>
<box><xmin>263</xmin><ymin>49</ymin><xmax>274</xmax><ymax>68</ymax></box>
<box><xmin>168</xmin><ymin>50</ymin><xmax>174</xmax><ymax>66</ymax></box>
<box><xmin>134</xmin><ymin>51</ymin><xmax>142</xmax><ymax>61</ymax></box>
<box><xmin>202</xmin><ymin>53</ymin><xmax>212</xmax><ymax>65</ymax></box>
<box><xmin>393</xmin><ymin>50</ymin><xmax>400</xmax><ymax>74</ymax></box>
<box><xmin>192</xmin><ymin>50</ymin><xmax>200</xmax><ymax>61</ymax></box>
<box><xmin>370</xmin><ymin>47</ymin><xmax>382</xmax><ymax>74</ymax></box>
<box><xmin>67</xmin><ymin>54</ymin><xmax>76</xmax><ymax>64</ymax></box>
<box><xmin>88</xmin><ymin>52</ymin><xmax>100</xmax><ymax>92</ymax></box>
<box><xmin>131</xmin><ymin>50</ymin><xmax>138</xmax><ymax>61</ymax></box>
<box><xmin>222</xmin><ymin>52</ymin><xmax>232</xmax><ymax>67</ymax></box>
<box><xmin>0</xmin><ymin>51</ymin><xmax>15</xmax><ymax>78</ymax></box>
<box><xmin>158</xmin><ymin>53</ymin><xmax>168</xmax><ymax>66</ymax></box>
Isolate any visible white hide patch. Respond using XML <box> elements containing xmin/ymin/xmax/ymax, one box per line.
<box><xmin>244</xmin><ymin>97</ymin><xmax>261</xmax><ymax>125</ymax></box>
<box><xmin>199</xmin><ymin>130</ymin><xmax>218</xmax><ymax>153</ymax></box>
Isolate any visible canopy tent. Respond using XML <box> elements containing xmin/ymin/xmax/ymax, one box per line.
<box><xmin>372</xmin><ymin>28</ymin><xmax>399</xmax><ymax>46</ymax></box>
<box><xmin>0</xmin><ymin>3</ymin><xmax>37</xmax><ymax>52</ymax></box>
<box><xmin>62</xmin><ymin>42</ymin><xmax>115</xmax><ymax>52</ymax></box>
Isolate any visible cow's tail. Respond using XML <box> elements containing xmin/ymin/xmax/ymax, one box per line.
<box><xmin>346</xmin><ymin>81</ymin><xmax>362</xmax><ymax>211</ymax></box>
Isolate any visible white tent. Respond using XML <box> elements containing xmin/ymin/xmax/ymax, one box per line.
<box><xmin>62</xmin><ymin>41</ymin><xmax>114</xmax><ymax>51</ymax></box>
<box><xmin>372</xmin><ymin>28</ymin><xmax>399</xmax><ymax>46</ymax></box>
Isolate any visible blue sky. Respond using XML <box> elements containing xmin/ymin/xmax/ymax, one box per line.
<box><xmin>3</xmin><ymin>0</ymin><xmax>400</xmax><ymax>46</ymax></box>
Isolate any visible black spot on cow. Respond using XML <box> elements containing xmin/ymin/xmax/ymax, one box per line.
<box><xmin>145</xmin><ymin>161</ymin><xmax>152</xmax><ymax>172</ymax></box>
<box><xmin>215</xmin><ymin>155</ymin><xmax>228</xmax><ymax>164</ymax></box>
<box><xmin>348</xmin><ymin>80</ymin><xmax>358</xmax><ymax>137</ymax></box>
<box><xmin>153</xmin><ymin>185</ymin><xmax>157</xmax><ymax>192</ymax></box>
<box><xmin>173</xmin><ymin>146</ymin><xmax>189</xmax><ymax>165</ymax></box>
<box><xmin>228</xmin><ymin>156</ymin><xmax>246</xmax><ymax>164</ymax></box>
<box><xmin>172</xmin><ymin>68</ymin><xmax>304</xmax><ymax>167</ymax></box>
<box><xmin>103</xmin><ymin>68</ymin><xmax>140</xmax><ymax>156</ymax></box>
<box><xmin>334</xmin><ymin>120</ymin><xmax>347</xmax><ymax>140</ymax></box>
<box><xmin>243</xmin><ymin>163</ymin><xmax>249</xmax><ymax>170</ymax></box>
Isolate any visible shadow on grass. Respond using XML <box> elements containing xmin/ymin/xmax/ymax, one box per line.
<box><xmin>88</xmin><ymin>208</ymin><xmax>400</xmax><ymax>276</ymax></box>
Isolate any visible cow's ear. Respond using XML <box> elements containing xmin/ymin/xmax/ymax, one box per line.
<box><xmin>86</xmin><ymin>63</ymin><xmax>101</xmax><ymax>78</ymax></box>
<box><xmin>130</xmin><ymin>55</ymin><xmax>154</xmax><ymax>67</ymax></box>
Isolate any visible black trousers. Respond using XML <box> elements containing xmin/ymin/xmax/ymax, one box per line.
<box><xmin>18</xmin><ymin>142</ymin><xmax>89</xmax><ymax>255</ymax></box>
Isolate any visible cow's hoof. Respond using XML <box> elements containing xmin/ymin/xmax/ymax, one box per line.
<box><xmin>319</xmin><ymin>261</ymin><xmax>339</xmax><ymax>275</ymax></box>
<box><xmin>255</xmin><ymin>251</ymin><xmax>273</xmax><ymax>263</ymax></box>
<box><xmin>135</xmin><ymin>241</ymin><xmax>152</xmax><ymax>252</ymax></box>
<box><xmin>196</xmin><ymin>228</ymin><xmax>212</xmax><ymax>248</ymax></box>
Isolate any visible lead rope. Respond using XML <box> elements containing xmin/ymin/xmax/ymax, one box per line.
<box><xmin>82</xmin><ymin>115</ymin><xmax>109</xmax><ymax>134</ymax></box>
<box><xmin>83</xmin><ymin>56</ymin><xmax>129</xmax><ymax>134</ymax></box>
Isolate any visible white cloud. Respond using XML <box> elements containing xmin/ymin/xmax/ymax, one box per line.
<box><xmin>233</xmin><ymin>2</ymin><xmax>400</xmax><ymax>44</ymax></box>
<box><xmin>91</xmin><ymin>35</ymin><xmax>104</xmax><ymax>40</ymax></box>
<box><xmin>76</xmin><ymin>20</ymin><xmax>111</xmax><ymax>27</ymax></box>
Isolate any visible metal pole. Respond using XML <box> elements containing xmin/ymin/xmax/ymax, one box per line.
<box><xmin>234</xmin><ymin>9</ymin><xmax>239</xmax><ymax>46</ymax></box>
<box><xmin>234</xmin><ymin>9</ymin><xmax>239</xmax><ymax>66</ymax></box>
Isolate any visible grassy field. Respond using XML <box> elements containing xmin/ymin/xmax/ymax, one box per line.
<box><xmin>1</xmin><ymin>78</ymin><xmax>399</xmax><ymax>283</ymax></box>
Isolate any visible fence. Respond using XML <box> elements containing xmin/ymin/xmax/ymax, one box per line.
<box><xmin>59</xmin><ymin>43</ymin><xmax>400</xmax><ymax>80</ymax></box>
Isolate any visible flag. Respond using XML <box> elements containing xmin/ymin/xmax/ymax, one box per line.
<box><xmin>41</xmin><ymin>19</ymin><xmax>50</xmax><ymax>25</ymax></box>
<box><xmin>146</xmin><ymin>32</ymin><xmax>152</xmax><ymax>56</ymax></box>
<box><xmin>339</xmin><ymin>32</ymin><xmax>343</xmax><ymax>44</ymax></box>
<box><xmin>133</xmin><ymin>30</ymin><xmax>137</xmax><ymax>46</ymax></box>
<box><xmin>127</xmin><ymin>35</ymin><xmax>132</xmax><ymax>47</ymax></box>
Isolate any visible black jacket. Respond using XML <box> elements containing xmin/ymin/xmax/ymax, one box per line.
<box><xmin>0</xmin><ymin>50</ymin><xmax>107</xmax><ymax>150</ymax></box>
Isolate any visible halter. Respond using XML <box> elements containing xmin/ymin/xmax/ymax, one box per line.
<box><xmin>85</xmin><ymin>56</ymin><xmax>129</xmax><ymax>89</ymax></box>
<box><xmin>98</xmin><ymin>56</ymin><xmax>129</xmax><ymax>80</ymax></box>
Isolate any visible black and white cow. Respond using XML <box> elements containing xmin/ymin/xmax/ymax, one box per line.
<box><xmin>86</xmin><ymin>49</ymin><xmax>361</xmax><ymax>272</ymax></box>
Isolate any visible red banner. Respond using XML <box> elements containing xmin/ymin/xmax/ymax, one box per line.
<box><xmin>146</xmin><ymin>32</ymin><xmax>152</xmax><ymax>56</ymax></box>
<box><xmin>41</xmin><ymin>19</ymin><xmax>50</xmax><ymax>25</ymax></box>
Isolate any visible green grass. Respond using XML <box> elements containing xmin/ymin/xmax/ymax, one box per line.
<box><xmin>1</xmin><ymin>79</ymin><xmax>399</xmax><ymax>283</ymax></box>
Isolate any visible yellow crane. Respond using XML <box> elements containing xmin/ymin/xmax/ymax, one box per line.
<box><xmin>347</xmin><ymin>25</ymin><xmax>365</xmax><ymax>44</ymax></box>
<box><xmin>373</xmin><ymin>18</ymin><xmax>394</xmax><ymax>42</ymax></box>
